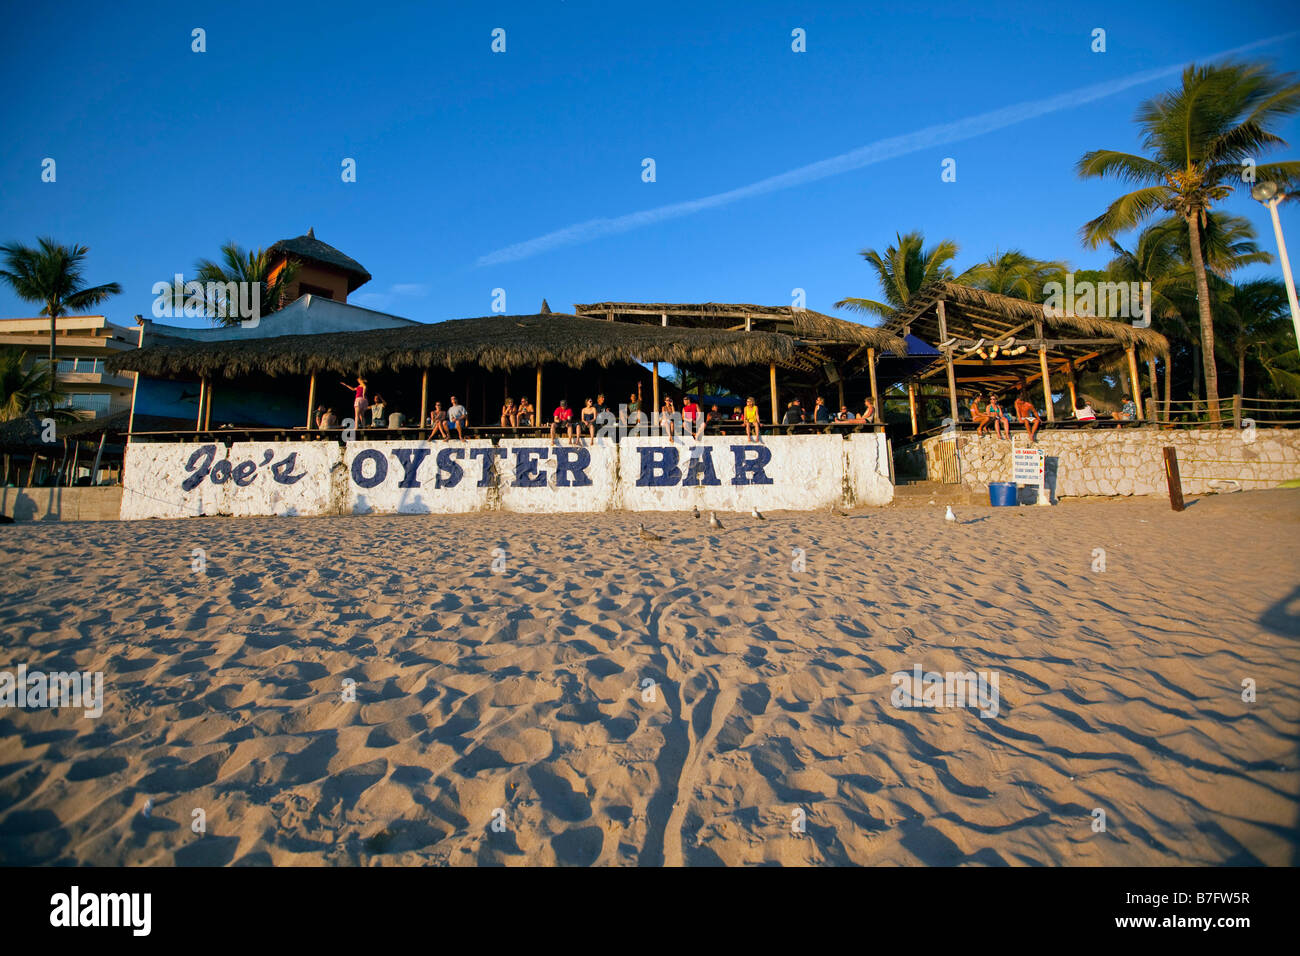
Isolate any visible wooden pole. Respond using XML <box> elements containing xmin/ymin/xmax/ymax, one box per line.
<box><xmin>1065</xmin><ymin>358</ymin><xmax>1078</xmax><ymax>410</ymax></box>
<box><xmin>908</xmin><ymin>381</ymin><xmax>918</xmax><ymax>435</ymax></box>
<box><xmin>1126</xmin><ymin>347</ymin><xmax>1144</xmax><ymax>419</ymax></box>
<box><xmin>535</xmin><ymin>365</ymin><xmax>543</xmax><ymax>427</ymax></box>
<box><xmin>1232</xmin><ymin>393</ymin><xmax>1243</xmax><ymax>429</ymax></box>
<box><xmin>937</xmin><ymin>300</ymin><xmax>959</xmax><ymax>424</ymax></box>
<box><xmin>306</xmin><ymin>371</ymin><xmax>316</xmax><ymax>427</ymax></box>
<box><xmin>1036</xmin><ymin>321</ymin><xmax>1055</xmax><ymax>423</ymax></box>
<box><xmin>652</xmin><ymin>362</ymin><xmax>660</xmax><ymax>426</ymax></box>
<box><xmin>204</xmin><ymin>380</ymin><xmax>213</xmax><ymax>430</ymax></box>
<box><xmin>195</xmin><ymin>379</ymin><xmax>206</xmax><ymax>430</ymax></box>
<box><xmin>1162</xmin><ymin>446</ymin><xmax>1185</xmax><ymax>512</ymax></box>
<box><xmin>27</xmin><ymin>454</ymin><xmax>39</xmax><ymax>488</ymax></box>
<box><xmin>420</xmin><ymin>370</ymin><xmax>429</xmax><ymax>429</ymax></box>
<box><xmin>769</xmin><ymin>363</ymin><xmax>779</xmax><ymax>426</ymax></box>
<box><xmin>867</xmin><ymin>347</ymin><xmax>881</xmax><ymax>424</ymax></box>
<box><xmin>837</xmin><ymin>375</ymin><xmax>845</xmax><ymax>412</ymax></box>
<box><xmin>68</xmin><ymin>441</ymin><xmax>80</xmax><ymax>487</ymax></box>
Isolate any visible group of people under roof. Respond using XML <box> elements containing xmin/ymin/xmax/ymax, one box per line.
<box><xmin>966</xmin><ymin>390</ymin><xmax>1140</xmax><ymax>442</ymax></box>
<box><xmin>310</xmin><ymin>378</ymin><xmax>884</xmax><ymax>444</ymax></box>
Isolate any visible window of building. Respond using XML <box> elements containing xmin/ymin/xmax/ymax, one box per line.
<box><xmin>297</xmin><ymin>283</ymin><xmax>336</xmax><ymax>300</ymax></box>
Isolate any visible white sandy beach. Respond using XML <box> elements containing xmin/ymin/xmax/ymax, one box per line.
<box><xmin>1</xmin><ymin>490</ymin><xmax>1298</xmax><ymax>865</ymax></box>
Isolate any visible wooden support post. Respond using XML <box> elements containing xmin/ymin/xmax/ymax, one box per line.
<box><xmin>652</xmin><ymin>362</ymin><xmax>660</xmax><ymax>426</ymax></box>
<box><xmin>769</xmin><ymin>363</ymin><xmax>779</xmax><ymax>426</ymax></box>
<box><xmin>306</xmin><ymin>371</ymin><xmax>316</xmax><ymax>427</ymax></box>
<box><xmin>27</xmin><ymin>454</ymin><xmax>38</xmax><ymax>488</ymax></box>
<box><xmin>420</xmin><ymin>370</ymin><xmax>429</xmax><ymax>428</ymax></box>
<box><xmin>1065</xmin><ymin>358</ymin><xmax>1078</xmax><ymax>411</ymax></box>
<box><xmin>1232</xmin><ymin>393</ymin><xmax>1243</xmax><ymax>429</ymax></box>
<box><xmin>204</xmin><ymin>380</ymin><xmax>213</xmax><ymax>430</ymax></box>
<box><xmin>1035</xmin><ymin>321</ymin><xmax>1055</xmax><ymax>423</ymax></box>
<box><xmin>68</xmin><ymin>441</ymin><xmax>80</xmax><ymax>487</ymax></box>
<box><xmin>867</xmin><ymin>347</ymin><xmax>881</xmax><ymax>424</ymax></box>
<box><xmin>907</xmin><ymin>381</ymin><xmax>918</xmax><ymax>435</ymax></box>
<box><xmin>535</xmin><ymin>365</ymin><xmax>543</xmax><ymax>426</ymax></box>
<box><xmin>1126</xmin><ymin>346</ymin><xmax>1144</xmax><ymax>419</ymax></box>
<box><xmin>937</xmin><ymin>300</ymin><xmax>959</xmax><ymax>425</ymax></box>
<box><xmin>1162</xmin><ymin>446</ymin><xmax>1185</xmax><ymax>512</ymax></box>
<box><xmin>837</xmin><ymin>375</ymin><xmax>845</xmax><ymax>412</ymax></box>
<box><xmin>195</xmin><ymin>379</ymin><xmax>206</xmax><ymax>430</ymax></box>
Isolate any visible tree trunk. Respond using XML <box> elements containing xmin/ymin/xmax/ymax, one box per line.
<box><xmin>48</xmin><ymin>301</ymin><xmax>58</xmax><ymax>376</ymax></box>
<box><xmin>1185</xmin><ymin>214</ymin><xmax>1221</xmax><ymax>422</ymax></box>
<box><xmin>1236</xmin><ymin>348</ymin><xmax>1246</xmax><ymax>399</ymax></box>
<box><xmin>1170</xmin><ymin>356</ymin><xmax>1180</xmax><ymax>421</ymax></box>
<box><xmin>1191</xmin><ymin>342</ymin><xmax>1202</xmax><ymax>414</ymax></box>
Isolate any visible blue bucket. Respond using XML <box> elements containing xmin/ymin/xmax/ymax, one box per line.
<box><xmin>988</xmin><ymin>482</ymin><xmax>1018</xmax><ymax>507</ymax></box>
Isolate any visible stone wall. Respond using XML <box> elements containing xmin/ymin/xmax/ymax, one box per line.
<box><xmin>921</xmin><ymin>427</ymin><xmax>1300</xmax><ymax>498</ymax></box>
<box><xmin>120</xmin><ymin>433</ymin><xmax>895</xmax><ymax>519</ymax></box>
<box><xmin>0</xmin><ymin>486</ymin><xmax>124</xmax><ymax>522</ymax></box>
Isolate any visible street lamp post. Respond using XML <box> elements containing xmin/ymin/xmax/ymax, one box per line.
<box><xmin>1251</xmin><ymin>181</ymin><xmax>1300</xmax><ymax>356</ymax></box>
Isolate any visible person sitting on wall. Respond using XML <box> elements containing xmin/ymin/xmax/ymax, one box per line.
<box><xmin>781</xmin><ymin>399</ymin><xmax>804</xmax><ymax>435</ymax></box>
<box><xmin>550</xmin><ymin>399</ymin><xmax>575</xmax><ymax>444</ymax></box>
<box><xmin>580</xmin><ymin>397</ymin><xmax>598</xmax><ymax>444</ymax></box>
<box><xmin>517</xmin><ymin>398</ymin><xmax>535</xmax><ymax>427</ymax></box>
<box><xmin>860</xmin><ymin>399</ymin><xmax>875</xmax><ymax>424</ymax></box>
<box><xmin>742</xmin><ymin>396</ymin><xmax>761</xmax><ymax>439</ymax></box>
<box><xmin>1014</xmin><ymin>391</ymin><xmax>1041</xmax><ymax>442</ymax></box>
<box><xmin>369</xmin><ymin>393</ymin><xmax>387</xmax><ymax>427</ymax></box>
<box><xmin>428</xmin><ymin>402</ymin><xmax>449</xmax><ymax>440</ymax></box>
<box><xmin>447</xmin><ymin>396</ymin><xmax>468</xmax><ymax>439</ymax></box>
<box><xmin>594</xmin><ymin>393</ymin><xmax>612</xmax><ymax>430</ymax></box>
<box><xmin>500</xmin><ymin>398</ymin><xmax>517</xmax><ymax>427</ymax></box>
<box><xmin>313</xmin><ymin>405</ymin><xmax>328</xmax><ymax>428</ymax></box>
<box><xmin>986</xmin><ymin>393</ymin><xmax>1011</xmax><ymax>439</ymax></box>
<box><xmin>835</xmin><ymin>405</ymin><xmax>851</xmax><ymax>422</ymax></box>
<box><xmin>388</xmin><ymin>409</ymin><xmax>407</xmax><ymax>429</ymax></box>
<box><xmin>322</xmin><ymin>408</ymin><xmax>340</xmax><ymax>429</ymax></box>
<box><xmin>1115</xmin><ymin>394</ymin><xmax>1137</xmax><ymax>422</ymax></box>
<box><xmin>682</xmin><ymin>395</ymin><xmax>702</xmax><ymax>439</ymax></box>
<box><xmin>970</xmin><ymin>394</ymin><xmax>993</xmax><ymax>434</ymax></box>
<box><xmin>1074</xmin><ymin>399</ymin><xmax>1097</xmax><ymax>424</ymax></box>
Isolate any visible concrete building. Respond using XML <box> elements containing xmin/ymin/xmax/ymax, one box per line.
<box><xmin>0</xmin><ymin>314</ymin><xmax>139</xmax><ymax>419</ymax></box>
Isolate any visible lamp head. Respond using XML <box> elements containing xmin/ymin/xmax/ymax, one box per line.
<box><xmin>1252</xmin><ymin>181</ymin><xmax>1280</xmax><ymax>202</ymax></box>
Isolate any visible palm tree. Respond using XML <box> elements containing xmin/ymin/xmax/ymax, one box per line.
<box><xmin>0</xmin><ymin>238</ymin><xmax>121</xmax><ymax>369</ymax></box>
<box><xmin>1214</xmin><ymin>277</ymin><xmax>1294</xmax><ymax>398</ymax></box>
<box><xmin>193</xmin><ymin>242</ymin><xmax>300</xmax><ymax>327</ymax></box>
<box><xmin>1077</xmin><ymin>62</ymin><xmax>1300</xmax><ymax>418</ymax></box>
<box><xmin>835</xmin><ymin>231</ymin><xmax>959</xmax><ymax>319</ymax></box>
<box><xmin>0</xmin><ymin>347</ymin><xmax>70</xmax><ymax>423</ymax></box>
<box><xmin>958</xmin><ymin>250</ymin><xmax>1067</xmax><ymax>300</ymax></box>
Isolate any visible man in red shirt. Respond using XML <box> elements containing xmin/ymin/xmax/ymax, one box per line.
<box><xmin>549</xmin><ymin>399</ymin><xmax>576</xmax><ymax>444</ymax></box>
<box><xmin>681</xmin><ymin>395</ymin><xmax>702</xmax><ymax>439</ymax></box>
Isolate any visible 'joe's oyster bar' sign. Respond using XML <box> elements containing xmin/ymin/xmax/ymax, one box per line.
<box><xmin>120</xmin><ymin>434</ymin><xmax>893</xmax><ymax>519</ymax></box>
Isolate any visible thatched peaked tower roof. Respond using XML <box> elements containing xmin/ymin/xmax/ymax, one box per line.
<box><xmin>885</xmin><ymin>281</ymin><xmax>1169</xmax><ymax>359</ymax></box>
<box><xmin>267</xmin><ymin>228</ymin><xmax>372</xmax><ymax>292</ymax></box>
<box><xmin>575</xmin><ymin>302</ymin><xmax>908</xmax><ymax>354</ymax></box>
<box><xmin>106</xmin><ymin>312</ymin><xmax>797</xmax><ymax>380</ymax></box>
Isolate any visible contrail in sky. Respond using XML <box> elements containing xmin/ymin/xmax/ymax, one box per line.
<box><xmin>476</xmin><ymin>33</ymin><xmax>1297</xmax><ymax>267</ymax></box>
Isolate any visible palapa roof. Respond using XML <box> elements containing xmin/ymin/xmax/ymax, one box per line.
<box><xmin>106</xmin><ymin>311</ymin><xmax>797</xmax><ymax>380</ymax></box>
<box><xmin>575</xmin><ymin>301</ymin><xmax>908</xmax><ymax>354</ymax></box>
<box><xmin>885</xmin><ymin>282</ymin><xmax>1169</xmax><ymax>359</ymax></box>
<box><xmin>267</xmin><ymin>228</ymin><xmax>372</xmax><ymax>292</ymax></box>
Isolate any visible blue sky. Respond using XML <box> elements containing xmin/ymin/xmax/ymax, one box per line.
<box><xmin>2</xmin><ymin>0</ymin><xmax>1298</xmax><ymax>328</ymax></box>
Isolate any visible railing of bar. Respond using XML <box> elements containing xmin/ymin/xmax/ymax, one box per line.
<box><xmin>1150</xmin><ymin>395</ymin><xmax>1300</xmax><ymax>429</ymax></box>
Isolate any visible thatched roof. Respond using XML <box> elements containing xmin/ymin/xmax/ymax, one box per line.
<box><xmin>574</xmin><ymin>302</ymin><xmax>908</xmax><ymax>354</ymax></box>
<box><xmin>0</xmin><ymin>410</ymin><xmax>177</xmax><ymax>451</ymax></box>
<box><xmin>885</xmin><ymin>281</ymin><xmax>1169</xmax><ymax>359</ymax></box>
<box><xmin>106</xmin><ymin>312</ymin><xmax>797</xmax><ymax>380</ymax></box>
<box><xmin>267</xmin><ymin>228</ymin><xmax>372</xmax><ymax>292</ymax></box>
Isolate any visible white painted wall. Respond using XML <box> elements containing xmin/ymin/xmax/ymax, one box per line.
<box><xmin>120</xmin><ymin>433</ymin><xmax>895</xmax><ymax>518</ymax></box>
